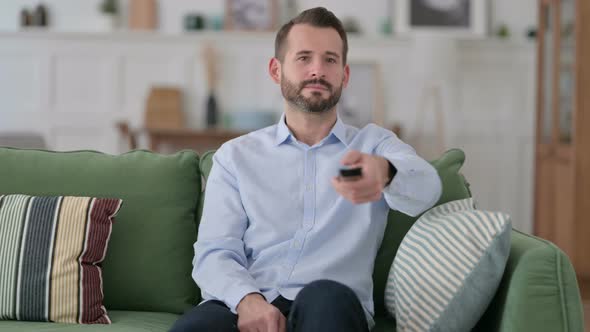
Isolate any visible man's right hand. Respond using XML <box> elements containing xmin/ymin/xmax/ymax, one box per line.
<box><xmin>236</xmin><ymin>293</ymin><xmax>286</xmax><ymax>332</ymax></box>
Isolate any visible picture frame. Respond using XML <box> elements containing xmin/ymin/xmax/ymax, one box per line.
<box><xmin>339</xmin><ymin>62</ymin><xmax>385</xmax><ymax>129</ymax></box>
<box><xmin>394</xmin><ymin>0</ymin><xmax>487</xmax><ymax>37</ymax></box>
<box><xmin>224</xmin><ymin>0</ymin><xmax>279</xmax><ymax>31</ymax></box>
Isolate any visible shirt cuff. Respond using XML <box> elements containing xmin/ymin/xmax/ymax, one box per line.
<box><xmin>382</xmin><ymin>157</ymin><xmax>441</xmax><ymax>217</ymax></box>
<box><xmin>226</xmin><ymin>286</ymin><xmax>264</xmax><ymax>314</ymax></box>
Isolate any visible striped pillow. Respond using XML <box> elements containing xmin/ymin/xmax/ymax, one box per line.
<box><xmin>385</xmin><ymin>198</ymin><xmax>511</xmax><ymax>331</ymax></box>
<box><xmin>0</xmin><ymin>194</ymin><xmax>122</xmax><ymax>324</ymax></box>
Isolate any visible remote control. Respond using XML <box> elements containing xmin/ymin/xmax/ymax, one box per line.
<box><xmin>339</xmin><ymin>167</ymin><xmax>362</xmax><ymax>181</ymax></box>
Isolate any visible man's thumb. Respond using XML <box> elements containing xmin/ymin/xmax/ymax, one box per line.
<box><xmin>341</xmin><ymin>150</ymin><xmax>362</xmax><ymax>166</ymax></box>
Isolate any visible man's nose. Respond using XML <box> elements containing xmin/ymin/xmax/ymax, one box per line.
<box><xmin>309</xmin><ymin>60</ymin><xmax>326</xmax><ymax>79</ymax></box>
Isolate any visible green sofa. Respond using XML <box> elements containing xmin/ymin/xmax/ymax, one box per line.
<box><xmin>0</xmin><ymin>147</ymin><xmax>584</xmax><ymax>331</ymax></box>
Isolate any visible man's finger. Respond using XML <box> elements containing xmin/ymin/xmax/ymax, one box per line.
<box><xmin>278</xmin><ymin>314</ymin><xmax>287</xmax><ymax>332</ymax></box>
<box><xmin>351</xmin><ymin>190</ymin><xmax>383</xmax><ymax>203</ymax></box>
<box><xmin>340</xmin><ymin>150</ymin><xmax>362</xmax><ymax>166</ymax></box>
<box><xmin>333</xmin><ymin>175</ymin><xmax>369</xmax><ymax>191</ymax></box>
<box><xmin>266</xmin><ymin>311</ymin><xmax>280</xmax><ymax>332</ymax></box>
<box><xmin>332</xmin><ymin>177</ymin><xmax>364</xmax><ymax>197</ymax></box>
<box><xmin>331</xmin><ymin>177</ymin><xmax>342</xmax><ymax>190</ymax></box>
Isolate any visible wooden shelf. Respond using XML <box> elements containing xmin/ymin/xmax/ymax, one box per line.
<box><xmin>0</xmin><ymin>30</ymin><xmax>536</xmax><ymax>50</ymax></box>
<box><xmin>117</xmin><ymin>122</ymin><xmax>246</xmax><ymax>153</ymax></box>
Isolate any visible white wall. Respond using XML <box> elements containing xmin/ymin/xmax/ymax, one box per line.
<box><xmin>0</xmin><ymin>31</ymin><xmax>536</xmax><ymax>233</ymax></box>
<box><xmin>0</xmin><ymin>0</ymin><xmax>537</xmax><ymax>40</ymax></box>
<box><xmin>0</xmin><ymin>1</ymin><xmax>538</xmax><ymax>233</ymax></box>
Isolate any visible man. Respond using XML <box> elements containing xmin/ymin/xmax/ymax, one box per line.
<box><xmin>171</xmin><ymin>7</ymin><xmax>441</xmax><ymax>332</ymax></box>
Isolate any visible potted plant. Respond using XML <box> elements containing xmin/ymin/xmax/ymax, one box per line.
<box><xmin>97</xmin><ymin>0</ymin><xmax>118</xmax><ymax>31</ymax></box>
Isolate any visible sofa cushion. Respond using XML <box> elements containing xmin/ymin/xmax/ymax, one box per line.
<box><xmin>386</xmin><ymin>198</ymin><xmax>511</xmax><ymax>331</ymax></box>
<box><xmin>0</xmin><ymin>148</ymin><xmax>201</xmax><ymax>314</ymax></box>
<box><xmin>373</xmin><ymin>149</ymin><xmax>472</xmax><ymax>316</ymax></box>
<box><xmin>0</xmin><ymin>310</ymin><xmax>178</xmax><ymax>331</ymax></box>
<box><xmin>0</xmin><ymin>194</ymin><xmax>121</xmax><ymax>324</ymax></box>
<box><xmin>196</xmin><ymin>150</ymin><xmax>215</xmax><ymax>222</ymax></box>
<box><xmin>199</xmin><ymin>151</ymin><xmax>215</xmax><ymax>180</ymax></box>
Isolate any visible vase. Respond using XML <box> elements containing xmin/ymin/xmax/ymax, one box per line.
<box><xmin>129</xmin><ymin>0</ymin><xmax>157</xmax><ymax>30</ymax></box>
<box><xmin>206</xmin><ymin>93</ymin><xmax>218</xmax><ymax>128</ymax></box>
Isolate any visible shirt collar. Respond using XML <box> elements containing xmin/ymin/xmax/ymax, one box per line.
<box><xmin>274</xmin><ymin>112</ymin><xmax>350</xmax><ymax>147</ymax></box>
<box><xmin>274</xmin><ymin>113</ymin><xmax>292</xmax><ymax>146</ymax></box>
<box><xmin>330</xmin><ymin>115</ymin><xmax>349</xmax><ymax>146</ymax></box>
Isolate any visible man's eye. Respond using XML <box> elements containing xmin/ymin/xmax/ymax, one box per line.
<box><xmin>298</xmin><ymin>56</ymin><xmax>308</xmax><ymax>61</ymax></box>
<box><xmin>327</xmin><ymin>58</ymin><xmax>337</xmax><ymax>64</ymax></box>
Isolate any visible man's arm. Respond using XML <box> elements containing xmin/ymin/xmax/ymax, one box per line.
<box><xmin>192</xmin><ymin>148</ymin><xmax>261</xmax><ymax>313</ymax></box>
<box><xmin>332</xmin><ymin>134</ymin><xmax>441</xmax><ymax>217</ymax></box>
<box><xmin>194</xmin><ymin>147</ymin><xmax>287</xmax><ymax>331</ymax></box>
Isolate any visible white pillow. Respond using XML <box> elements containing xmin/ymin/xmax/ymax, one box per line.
<box><xmin>385</xmin><ymin>198</ymin><xmax>511</xmax><ymax>331</ymax></box>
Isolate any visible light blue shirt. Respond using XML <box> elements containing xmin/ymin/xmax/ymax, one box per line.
<box><xmin>193</xmin><ymin>114</ymin><xmax>442</xmax><ymax>326</ymax></box>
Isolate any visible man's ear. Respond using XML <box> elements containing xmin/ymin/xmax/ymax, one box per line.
<box><xmin>269</xmin><ymin>57</ymin><xmax>281</xmax><ymax>84</ymax></box>
<box><xmin>342</xmin><ymin>64</ymin><xmax>350</xmax><ymax>88</ymax></box>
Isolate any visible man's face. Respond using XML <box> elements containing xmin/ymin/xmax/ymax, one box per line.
<box><xmin>275</xmin><ymin>24</ymin><xmax>349</xmax><ymax>114</ymax></box>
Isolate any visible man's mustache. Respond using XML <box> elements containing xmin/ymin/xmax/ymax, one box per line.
<box><xmin>299</xmin><ymin>79</ymin><xmax>332</xmax><ymax>92</ymax></box>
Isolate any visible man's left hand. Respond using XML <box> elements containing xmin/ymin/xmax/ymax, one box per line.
<box><xmin>331</xmin><ymin>150</ymin><xmax>391</xmax><ymax>204</ymax></box>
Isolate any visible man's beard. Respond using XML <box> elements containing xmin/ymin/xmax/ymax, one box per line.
<box><xmin>280</xmin><ymin>74</ymin><xmax>343</xmax><ymax>114</ymax></box>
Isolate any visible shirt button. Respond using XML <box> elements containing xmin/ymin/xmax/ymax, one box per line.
<box><xmin>306</xmin><ymin>184</ymin><xmax>313</xmax><ymax>191</ymax></box>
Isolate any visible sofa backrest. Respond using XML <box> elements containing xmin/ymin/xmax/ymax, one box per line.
<box><xmin>0</xmin><ymin>147</ymin><xmax>201</xmax><ymax>315</ymax></box>
<box><xmin>199</xmin><ymin>148</ymin><xmax>472</xmax><ymax>317</ymax></box>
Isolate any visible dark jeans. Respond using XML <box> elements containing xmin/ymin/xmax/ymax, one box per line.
<box><xmin>170</xmin><ymin>279</ymin><xmax>369</xmax><ymax>332</ymax></box>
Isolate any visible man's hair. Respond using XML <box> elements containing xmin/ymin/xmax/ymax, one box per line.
<box><xmin>274</xmin><ymin>7</ymin><xmax>348</xmax><ymax>65</ymax></box>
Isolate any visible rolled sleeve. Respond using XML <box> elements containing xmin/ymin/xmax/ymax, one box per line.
<box><xmin>376</xmin><ymin>137</ymin><xmax>442</xmax><ymax>217</ymax></box>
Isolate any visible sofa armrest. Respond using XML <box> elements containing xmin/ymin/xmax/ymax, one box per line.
<box><xmin>475</xmin><ymin>230</ymin><xmax>584</xmax><ymax>332</ymax></box>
